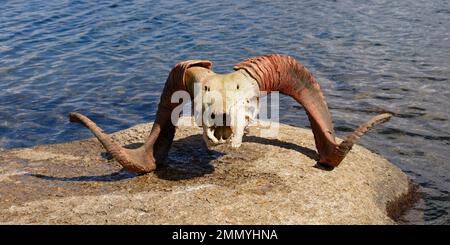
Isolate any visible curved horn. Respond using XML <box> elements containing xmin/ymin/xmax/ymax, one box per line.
<box><xmin>70</xmin><ymin>60</ymin><xmax>212</xmax><ymax>173</ymax></box>
<box><xmin>234</xmin><ymin>54</ymin><xmax>391</xmax><ymax>167</ymax></box>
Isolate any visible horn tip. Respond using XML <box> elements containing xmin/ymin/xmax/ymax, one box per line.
<box><xmin>69</xmin><ymin>112</ymin><xmax>82</xmax><ymax>123</ymax></box>
<box><xmin>377</xmin><ymin>113</ymin><xmax>393</xmax><ymax>123</ymax></box>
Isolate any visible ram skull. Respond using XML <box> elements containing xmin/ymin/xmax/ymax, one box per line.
<box><xmin>69</xmin><ymin>54</ymin><xmax>391</xmax><ymax>173</ymax></box>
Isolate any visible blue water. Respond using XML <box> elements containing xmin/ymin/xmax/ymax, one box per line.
<box><xmin>0</xmin><ymin>0</ymin><xmax>449</xmax><ymax>224</ymax></box>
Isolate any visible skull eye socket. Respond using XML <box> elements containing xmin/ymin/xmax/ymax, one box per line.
<box><xmin>236</xmin><ymin>84</ymin><xmax>239</xmax><ymax>90</ymax></box>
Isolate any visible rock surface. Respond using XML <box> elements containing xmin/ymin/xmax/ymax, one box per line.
<box><xmin>0</xmin><ymin>120</ymin><xmax>413</xmax><ymax>224</ymax></box>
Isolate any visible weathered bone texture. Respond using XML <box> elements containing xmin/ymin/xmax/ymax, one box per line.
<box><xmin>234</xmin><ymin>54</ymin><xmax>391</xmax><ymax>167</ymax></box>
<box><xmin>70</xmin><ymin>60</ymin><xmax>212</xmax><ymax>173</ymax></box>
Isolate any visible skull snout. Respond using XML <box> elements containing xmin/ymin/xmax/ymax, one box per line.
<box><xmin>204</xmin><ymin>112</ymin><xmax>234</xmax><ymax>143</ymax></box>
<box><xmin>213</xmin><ymin>125</ymin><xmax>233</xmax><ymax>141</ymax></box>
<box><xmin>211</xmin><ymin>113</ymin><xmax>232</xmax><ymax>141</ymax></box>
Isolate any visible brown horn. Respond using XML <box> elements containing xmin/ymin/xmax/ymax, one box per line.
<box><xmin>234</xmin><ymin>54</ymin><xmax>391</xmax><ymax>167</ymax></box>
<box><xmin>70</xmin><ymin>60</ymin><xmax>212</xmax><ymax>173</ymax></box>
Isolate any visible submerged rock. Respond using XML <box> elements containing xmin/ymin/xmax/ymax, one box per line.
<box><xmin>0</xmin><ymin>121</ymin><xmax>415</xmax><ymax>224</ymax></box>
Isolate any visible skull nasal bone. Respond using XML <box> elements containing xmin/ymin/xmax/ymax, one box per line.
<box><xmin>220</xmin><ymin>114</ymin><xmax>229</xmax><ymax>126</ymax></box>
<box><xmin>212</xmin><ymin>113</ymin><xmax>229</xmax><ymax>126</ymax></box>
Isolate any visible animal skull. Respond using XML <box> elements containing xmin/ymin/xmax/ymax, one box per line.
<box><xmin>200</xmin><ymin>71</ymin><xmax>260</xmax><ymax>148</ymax></box>
<box><xmin>69</xmin><ymin>54</ymin><xmax>392</xmax><ymax>173</ymax></box>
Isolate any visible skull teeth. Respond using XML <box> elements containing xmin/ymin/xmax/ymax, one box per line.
<box><xmin>206</xmin><ymin>125</ymin><xmax>235</xmax><ymax>145</ymax></box>
<box><xmin>207</xmin><ymin>126</ymin><xmax>219</xmax><ymax>143</ymax></box>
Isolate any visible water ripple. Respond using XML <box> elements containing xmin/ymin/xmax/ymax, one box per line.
<box><xmin>0</xmin><ymin>0</ymin><xmax>449</xmax><ymax>224</ymax></box>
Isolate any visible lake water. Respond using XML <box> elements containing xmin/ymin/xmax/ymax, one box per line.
<box><xmin>0</xmin><ymin>0</ymin><xmax>449</xmax><ymax>224</ymax></box>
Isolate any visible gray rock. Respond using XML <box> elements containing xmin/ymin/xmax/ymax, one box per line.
<box><xmin>0</xmin><ymin>121</ymin><xmax>415</xmax><ymax>224</ymax></box>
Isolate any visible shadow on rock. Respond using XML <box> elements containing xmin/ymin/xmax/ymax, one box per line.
<box><xmin>243</xmin><ymin>135</ymin><xmax>319</xmax><ymax>161</ymax></box>
<box><xmin>27</xmin><ymin>169</ymin><xmax>139</xmax><ymax>182</ymax></box>
<box><xmin>28</xmin><ymin>134</ymin><xmax>221</xmax><ymax>182</ymax></box>
<box><xmin>154</xmin><ymin>134</ymin><xmax>223</xmax><ymax>181</ymax></box>
<box><xmin>27</xmin><ymin>133</ymin><xmax>323</xmax><ymax>183</ymax></box>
